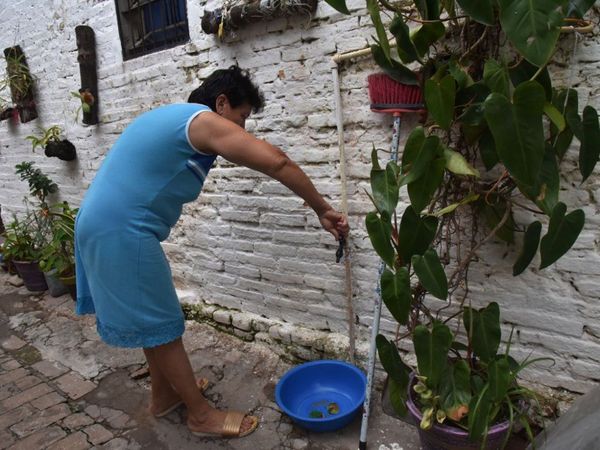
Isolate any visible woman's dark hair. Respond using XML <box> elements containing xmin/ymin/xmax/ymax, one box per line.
<box><xmin>188</xmin><ymin>65</ymin><xmax>264</xmax><ymax>113</ymax></box>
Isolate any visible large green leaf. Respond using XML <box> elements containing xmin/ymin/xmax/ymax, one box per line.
<box><xmin>407</xmin><ymin>157</ymin><xmax>445</xmax><ymax>212</ymax></box>
<box><xmin>498</xmin><ymin>0</ymin><xmax>566</xmax><ymax>67</ymax></box>
<box><xmin>484</xmin><ymin>81</ymin><xmax>546</xmax><ymax>189</ymax></box>
<box><xmin>401</xmin><ymin>135</ymin><xmax>442</xmax><ymax>185</ymax></box>
<box><xmin>381</xmin><ymin>268</ymin><xmax>412</xmax><ymax>325</ymax></box>
<box><xmin>559</xmin><ymin>89</ymin><xmax>583</xmax><ymax>140</ymax></box>
<box><xmin>401</xmin><ymin>127</ymin><xmax>425</xmax><ymax>173</ymax></box>
<box><xmin>372</xmin><ymin>45</ymin><xmax>420</xmax><ymax>85</ymax></box>
<box><xmin>425</xmin><ymin>75</ymin><xmax>456</xmax><ymax>130</ymax></box>
<box><xmin>412</xmin><ymin>22</ymin><xmax>446</xmax><ymax>57</ymax></box>
<box><xmin>513</xmin><ymin>221</ymin><xmax>542</xmax><ymax>276</ymax></box>
<box><xmin>449</xmin><ymin>59</ymin><xmax>474</xmax><ymax>90</ymax></box>
<box><xmin>551</xmin><ymin>88</ymin><xmax>578</xmax><ymax>159</ymax></box>
<box><xmin>456</xmin><ymin>0</ymin><xmax>495</xmax><ymax>25</ymax></box>
<box><xmin>579</xmin><ymin>106</ymin><xmax>600</xmax><ymax>182</ymax></box>
<box><xmin>488</xmin><ymin>357</ymin><xmax>511</xmax><ymax>402</ymax></box>
<box><xmin>371</xmin><ymin>148</ymin><xmax>400</xmax><ymax>216</ymax></box>
<box><xmin>398</xmin><ymin>206</ymin><xmax>439</xmax><ymax>263</ymax></box>
<box><xmin>482</xmin><ymin>198</ymin><xmax>515</xmax><ymax>243</ymax></box>
<box><xmin>544</xmin><ymin>102</ymin><xmax>566</xmax><ymax>132</ymax></box>
<box><xmin>509</xmin><ymin>59</ymin><xmax>553</xmax><ymax>101</ymax></box>
<box><xmin>412</xmin><ymin>249</ymin><xmax>448</xmax><ymax>300</ymax></box>
<box><xmin>390</xmin><ymin>15</ymin><xmax>419</xmax><ymax>64</ymax></box>
<box><xmin>323</xmin><ymin>0</ymin><xmax>350</xmax><ymax>14</ymax></box>
<box><xmin>367</xmin><ymin>0</ymin><xmax>390</xmax><ymax>60</ymax></box>
<box><xmin>376</xmin><ymin>334</ymin><xmax>411</xmax><ymax>417</ymax></box>
<box><xmin>468</xmin><ymin>387</ymin><xmax>492</xmax><ymax>441</ymax></box>
<box><xmin>415</xmin><ymin>0</ymin><xmax>441</xmax><ymax>19</ymax></box>
<box><xmin>444</xmin><ymin>148</ymin><xmax>480</xmax><ymax>177</ymax></box>
<box><xmin>479</xmin><ymin>128</ymin><xmax>499</xmax><ymax>170</ymax></box>
<box><xmin>366</xmin><ymin>211</ymin><xmax>396</xmax><ymax>268</ymax></box>
<box><xmin>539</xmin><ymin>202</ymin><xmax>585</xmax><ymax>269</ymax></box>
<box><xmin>463</xmin><ymin>302</ymin><xmax>501</xmax><ymax>363</ymax></box>
<box><xmin>483</xmin><ymin>60</ymin><xmax>510</xmax><ymax>98</ymax></box>
<box><xmin>535</xmin><ymin>145</ymin><xmax>560</xmax><ymax>214</ymax></box>
<box><xmin>413</xmin><ymin>322</ymin><xmax>453</xmax><ymax>389</ymax></box>
<box><xmin>388</xmin><ymin>377</ymin><xmax>408</xmax><ymax>417</ymax></box>
<box><xmin>456</xmin><ymin>82</ymin><xmax>490</xmax><ymax>109</ymax></box>
<box><xmin>440</xmin><ymin>359</ymin><xmax>471</xmax><ymax>415</ymax></box>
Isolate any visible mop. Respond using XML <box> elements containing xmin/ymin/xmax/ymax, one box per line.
<box><xmin>359</xmin><ymin>73</ymin><xmax>424</xmax><ymax>450</ymax></box>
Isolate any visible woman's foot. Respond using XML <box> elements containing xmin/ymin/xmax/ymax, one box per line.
<box><xmin>187</xmin><ymin>407</ymin><xmax>258</xmax><ymax>438</ymax></box>
<box><xmin>150</xmin><ymin>377</ymin><xmax>209</xmax><ymax>417</ymax></box>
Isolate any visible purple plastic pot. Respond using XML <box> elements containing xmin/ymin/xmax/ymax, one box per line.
<box><xmin>406</xmin><ymin>374</ymin><xmax>511</xmax><ymax>450</ymax></box>
<box><xmin>13</xmin><ymin>260</ymin><xmax>48</xmax><ymax>292</ymax></box>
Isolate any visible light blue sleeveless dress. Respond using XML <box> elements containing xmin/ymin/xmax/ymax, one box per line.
<box><xmin>75</xmin><ymin>103</ymin><xmax>216</xmax><ymax>348</ymax></box>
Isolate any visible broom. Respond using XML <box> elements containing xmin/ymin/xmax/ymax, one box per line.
<box><xmin>367</xmin><ymin>73</ymin><xmax>424</xmax><ymax>114</ymax></box>
<box><xmin>359</xmin><ymin>73</ymin><xmax>424</xmax><ymax>450</ymax></box>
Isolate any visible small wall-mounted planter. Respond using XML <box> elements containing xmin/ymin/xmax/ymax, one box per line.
<box><xmin>0</xmin><ymin>107</ymin><xmax>16</xmax><ymax>122</ymax></box>
<box><xmin>201</xmin><ymin>0</ymin><xmax>318</xmax><ymax>37</ymax></box>
<box><xmin>3</xmin><ymin>46</ymin><xmax>37</xmax><ymax>123</ymax></box>
<box><xmin>75</xmin><ymin>26</ymin><xmax>99</xmax><ymax>125</ymax></box>
<box><xmin>45</xmin><ymin>139</ymin><xmax>77</xmax><ymax>161</ymax></box>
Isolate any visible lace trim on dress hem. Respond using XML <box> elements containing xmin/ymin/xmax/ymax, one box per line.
<box><xmin>96</xmin><ymin>318</ymin><xmax>185</xmax><ymax>349</ymax></box>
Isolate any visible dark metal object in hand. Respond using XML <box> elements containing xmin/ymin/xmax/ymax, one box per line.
<box><xmin>336</xmin><ymin>236</ymin><xmax>345</xmax><ymax>263</ymax></box>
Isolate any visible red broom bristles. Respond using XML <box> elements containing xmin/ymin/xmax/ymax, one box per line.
<box><xmin>367</xmin><ymin>73</ymin><xmax>423</xmax><ymax>112</ymax></box>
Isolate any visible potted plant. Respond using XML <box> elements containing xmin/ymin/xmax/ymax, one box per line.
<box><xmin>1</xmin><ymin>212</ymin><xmax>50</xmax><ymax>291</ymax></box>
<box><xmin>15</xmin><ymin>161</ymin><xmax>58</xmax><ymax>206</ymax></box>
<box><xmin>25</xmin><ymin>125</ymin><xmax>76</xmax><ymax>161</ymax></box>
<box><xmin>3</xmin><ymin>162</ymin><xmax>60</xmax><ymax>291</ymax></box>
<box><xmin>324</xmin><ymin>0</ymin><xmax>600</xmax><ymax>448</ymax></box>
<box><xmin>39</xmin><ymin>202</ymin><xmax>77</xmax><ymax>299</ymax></box>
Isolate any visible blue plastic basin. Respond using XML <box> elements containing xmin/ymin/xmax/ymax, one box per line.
<box><xmin>275</xmin><ymin>360</ymin><xmax>367</xmax><ymax>432</ymax></box>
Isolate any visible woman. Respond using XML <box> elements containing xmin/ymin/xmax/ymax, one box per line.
<box><xmin>75</xmin><ymin>66</ymin><xmax>349</xmax><ymax>438</ymax></box>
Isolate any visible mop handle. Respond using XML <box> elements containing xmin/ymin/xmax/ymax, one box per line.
<box><xmin>359</xmin><ymin>114</ymin><xmax>401</xmax><ymax>449</ymax></box>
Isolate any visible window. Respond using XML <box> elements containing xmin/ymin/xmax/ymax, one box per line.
<box><xmin>115</xmin><ymin>0</ymin><xmax>190</xmax><ymax>60</ymax></box>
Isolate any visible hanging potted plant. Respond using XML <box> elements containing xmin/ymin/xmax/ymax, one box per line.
<box><xmin>325</xmin><ymin>0</ymin><xmax>600</xmax><ymax>448</ymax></box>
<box><xmin>2</xmin><ymin>46</ymin><xmax>37</xmax><ymax>123</ymax></box>
<box><xmin>25</xmin><ymin>125</ymin><xmax>77</xmax><ymax>161</ymax></box>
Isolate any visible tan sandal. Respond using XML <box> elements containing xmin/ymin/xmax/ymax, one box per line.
<box><xmin>190</xmin><ymin>411</ymin><xmax>259</xmax><ymax>438</ymax></box>
<box><xmin>153</xmin><ymin>377</ymin><xmax>210</xmax><ymax>418</ymax></box>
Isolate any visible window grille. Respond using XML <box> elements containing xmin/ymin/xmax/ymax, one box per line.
<box><xmin>115</xmin><ymin>0</ymin><xmax>190</xmax><ymax>60</ymax></box>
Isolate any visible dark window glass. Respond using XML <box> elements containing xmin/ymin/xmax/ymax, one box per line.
<box><xmin>115</xmin><ymin>0</ymin><xmax>190</xmax><ymax>60</ymax></box>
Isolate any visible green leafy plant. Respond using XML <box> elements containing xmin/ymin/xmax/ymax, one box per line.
<box><xmin>38</xmin><ymin>202</ymin><xmax>77</xmax><ymax>278</ymax></box>
<box><xmin>1</xmin><ymin>211</ymin><xmax>51</xmax><ymax>262</ymax></box>
<box><xmin>326</xmin><ymin>0</ymin><xmax>599</xmax><ymax>446</ymax></box>
<box><xmin>2</xmin><ymin>50</ymin><xmax>34</xmax><ymax>103</ymax></box>
<box><xmin>24</xmin><ymin>126</ymin><xmax>63</xmax><ymax>152</ymax></box>
<box><xmin>71</xmin><ymin>89</ymin><xmax>94</xmax><ymax>121</ymax></box>
<box><xmin>15</xmin><ymin>161</ymin><xmax>58</xmax><ymax>206</ymax></box>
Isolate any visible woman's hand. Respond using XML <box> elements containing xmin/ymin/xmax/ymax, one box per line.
<box><xmin>319</xmin><ymin>208</ymin><xmax>349</xmax><ymax>241</ymax></box>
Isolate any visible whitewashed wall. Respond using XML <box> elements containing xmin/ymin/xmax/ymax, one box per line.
<box><xmin>1</xmin><ymin>0</ymin><xmax>599</xmax><ymax>393</ymax></box>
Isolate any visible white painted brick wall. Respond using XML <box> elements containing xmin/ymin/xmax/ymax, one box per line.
<box><xmin>1</xmin><ymin>1</ymin><xmax>599</xmax><ymax>393</ymax></box>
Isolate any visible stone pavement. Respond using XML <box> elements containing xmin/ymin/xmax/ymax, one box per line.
<box><xmin>0</xmin><ymin>272</ymin><xmax>421</xmax><ymax>450</ymax></box>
